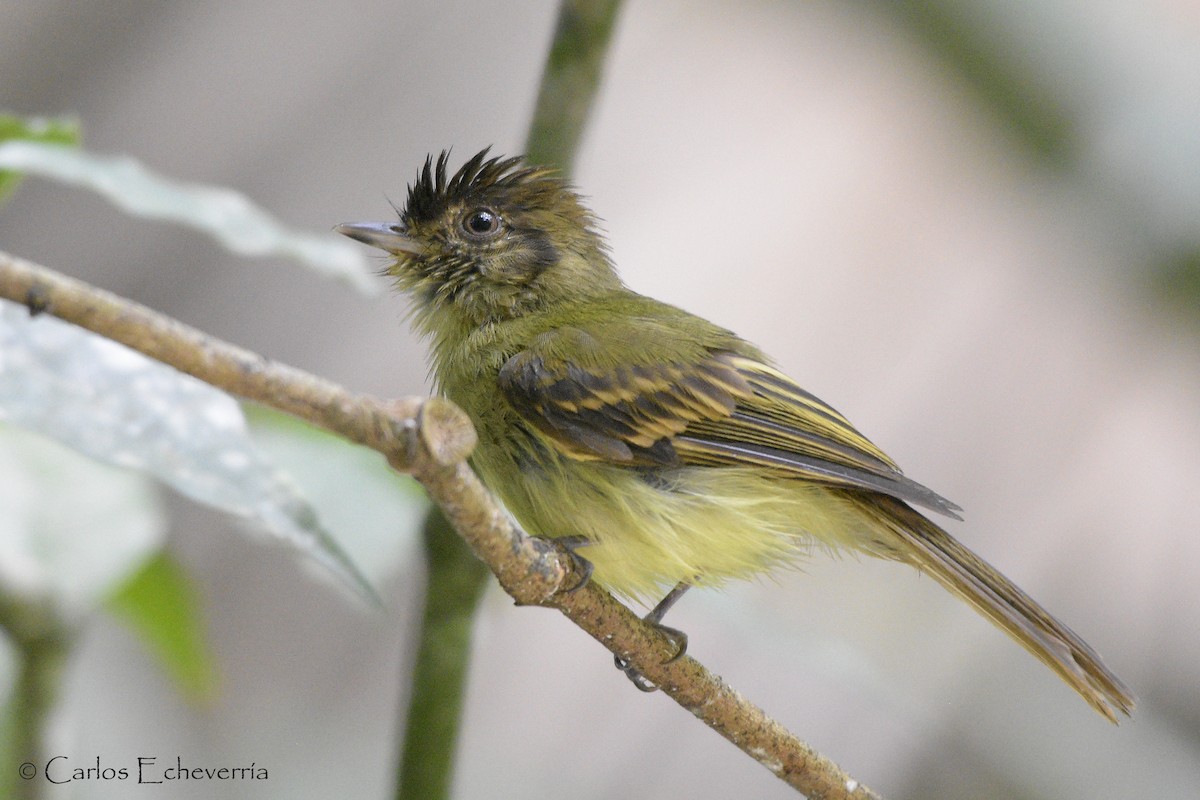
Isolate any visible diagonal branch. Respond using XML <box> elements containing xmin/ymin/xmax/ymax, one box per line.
<box><xmin>0</xmin><ymin>249</ymin><xmax>881</xmax><ymax>800</ymax></box>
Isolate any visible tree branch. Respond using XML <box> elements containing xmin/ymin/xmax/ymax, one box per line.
<box><xmin>0</xmin><ymin>249</ymin><xmax>881</xmax><ymax>799</ymax></box>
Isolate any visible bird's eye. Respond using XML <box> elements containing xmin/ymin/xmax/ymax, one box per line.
<box><xmin>461</xmin><ymin>208</ymin><xmax>501</xmax><ymax>238</ymax></box>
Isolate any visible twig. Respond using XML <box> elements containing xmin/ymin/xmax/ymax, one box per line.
<box><xmin>0</xmin><ymin>249</ymin><xmax>881</xmax><ymax>799</ymax></box>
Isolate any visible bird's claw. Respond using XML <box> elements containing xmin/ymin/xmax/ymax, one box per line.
<box><xmin>615</xmin><ymin>622</ymin><xmax>689</xmax><ymax>692</ymax></box>
<box><xmin>616</xmin><ymin>655</ymin><xmax>660</xmax><ymax>692</ymax></box>
<box><xmin>552</xmin><ymin>536</ymin><xmax>594</xmax><ymax>594</ymax></box>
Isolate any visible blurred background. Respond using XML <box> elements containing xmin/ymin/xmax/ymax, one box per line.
<box><xmin>3</xmin><ymin>0</ymin><xmax>1199</xmax><ymax>797</ymax></box>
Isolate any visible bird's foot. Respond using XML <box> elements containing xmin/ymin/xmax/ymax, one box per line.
<box><xmin>615</xmin><ymin>582</ymin><xmax>692</xmax><ymax>690</ymax></box>
<box><xmin>615</xmin><ymin>622</ymin><xmax>688</xmax><ymax>691</ymax></box>
<box><xmin>551</xmin><ymin>535</ymin><xmax>594</xmax><ymax>594</ymax></box>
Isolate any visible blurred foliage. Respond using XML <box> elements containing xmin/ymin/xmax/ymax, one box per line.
<box><xmin>107</xmin><ymin>552</ymin><xmax>218</xmax><ymax>703</ymax></box>
<box><xmin>879</xmin><ymin>1</ymin><xmax>1200</xmax><ymax>315</ymax></box>
<box><xmin>0</xmin><ymin>114</ymin><xmax>79</xmax><ymax>203</ymax></box>
<box><xmin>0</xmin><ymin>109</ymin><xmax>387</xmax><ymax>798</ymax></box>
<box><xmin>878</xmin><ymin>1</ymin><xmax>1073</xmax><ymax>163</ymax></box>
<box><xmin>1156</xmin><ymin>247</ymin><xmax>1200</xmax><ymax>321</ymax></box>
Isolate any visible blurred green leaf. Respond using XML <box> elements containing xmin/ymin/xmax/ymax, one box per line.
<box><xmin>0</xmin><ymin>114</ymin><xmax>80</xmax><ymax>203</ymax></box>
<box><xmin>107</xmin><ymin>551</ymin><xmax>217</xmax><ymax>702</ymax></box>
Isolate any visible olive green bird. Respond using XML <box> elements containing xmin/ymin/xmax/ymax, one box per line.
<box><xmin>337</xmin><ymin>149</ymin><xmax>1133</xmax><ymax>722</ymax></box>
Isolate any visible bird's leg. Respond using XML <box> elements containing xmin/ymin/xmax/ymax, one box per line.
<box><xmin>616</xmin><ymin>581</ymin><xmax>692</xmax><ymax>692</ymax></box>
<box><xmin>550</xmin><ymin>535</ymin><xmax>594</xmax><ymax>594</ymax></box>
<box><xmin>643</xmin><ymin>581</ymin><xmax>691</xmax><ymax>654</ymax></box>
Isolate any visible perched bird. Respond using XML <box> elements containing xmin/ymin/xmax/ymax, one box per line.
<box><xmin>337</xmin><ymin>149</ymin><xmax>1133</xmax><ymax>721</ymax></box>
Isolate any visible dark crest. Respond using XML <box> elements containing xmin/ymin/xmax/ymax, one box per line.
<box><xmin>403</xmin><ymin>148</ymin><xmax>552</xmax><ymax>226</ymax></box>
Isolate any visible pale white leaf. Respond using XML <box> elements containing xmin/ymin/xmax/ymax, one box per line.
<box><xmin>0</xmin><ymin>140</ymin><xmax>378</xmax><ymax>295</ymax></box>
<box><xmin>247</xmin><ymin>409</ymin><xmax>429</xmax><ymax>585</ymax></box>
<box><xmin>0</xmin><ymin>426</ymin><xmax>164</xmax><ymax>619</ymax></box>
<box><xmin>0</xmin><ymin>300</ymin><xmax>373</xmax><ymax>600</ymax></box>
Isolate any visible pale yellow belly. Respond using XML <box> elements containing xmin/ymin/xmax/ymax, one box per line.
<box><xmin>486</xmin><ymin>458</ymin><xmax>868</xmax><ymax>604</ymax></box>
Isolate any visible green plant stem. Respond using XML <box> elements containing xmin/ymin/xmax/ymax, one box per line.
<box><xmin>396</xmin><ymin>507</ymin><xmax>490</xmax><ymax>800</ymax></box>
<box><xmin>524</xmin><ymin>0</ymin><xmax>623</xmax><ymax>173</ymax></box>
<box><xmin>1</xmin><ymin>597</ymin><xmax>69</xmax><ymax>800</ymax></box>
<box><xmin>13</xmin><ymin>642</ymin><xmax>65</xmax><ymax>800</ymax></box>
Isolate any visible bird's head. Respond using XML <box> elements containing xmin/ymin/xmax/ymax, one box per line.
<box><xmin>337</xmin><ymin>148</ymin><xmax>621</xmax><ymax>330</ymax></box>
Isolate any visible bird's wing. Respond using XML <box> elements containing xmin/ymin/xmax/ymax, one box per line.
<box><xmin>498</xmin><ymin>329</ymin><xmax>961</xmax><ymax>518</ymax></box>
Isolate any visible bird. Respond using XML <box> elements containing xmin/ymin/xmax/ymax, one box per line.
<box><xmin>337</xmin><ymin>148</ymin><xmax>1134</xmax><ymax>722</ymax></box>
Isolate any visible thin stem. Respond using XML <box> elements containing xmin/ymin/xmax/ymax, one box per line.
<box><xmin>524</xmin><ymin>0</ymin><xmax>623</xmax><ymax>173</ymax></box>
<box><xmin>0</xmin><ymin>595</ymin><xmax>69</xmax><ymax>800</ymax></box>
<box><xmin>12</xmin><ymin>640</ymin><xmax>66</xmax><ymax>800</ymax></box>
<box><xmin>395</xmin><ymin>507</ymin><xmax>490</xmax><ymax>800</ymax></box>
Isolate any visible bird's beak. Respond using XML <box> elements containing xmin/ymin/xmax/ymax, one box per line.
<box><xmin>334</xmin><ymin>221</ymin><xmax>425</xmax><ymax>256</ymax></box>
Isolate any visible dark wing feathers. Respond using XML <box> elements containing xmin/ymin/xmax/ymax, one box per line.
<box><xmin>498</xmin><ymin>336</ymin><xmax>962</xmax><ymax>518</ymax></box>
<box><xmin>674</xmin><ymin>435</ymin><xmax>962</xmax><ymax>518</ymax></box>
<box><xmin>499</xmin><ymin>349</ymin><xmax>741</xmax><ymax>466</ymax></box>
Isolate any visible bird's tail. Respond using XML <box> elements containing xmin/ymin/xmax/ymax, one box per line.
<box><xmin>857</xmin><ymin>495</ymin><xmax>1134</xmax><ymax>722</ymax></box>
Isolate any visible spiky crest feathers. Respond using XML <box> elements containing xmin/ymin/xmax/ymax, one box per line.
<box><xmin>403</xmin><ymin>147</ymin><xmax>558</xmax><ymax>228</ymax></box>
